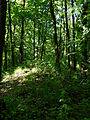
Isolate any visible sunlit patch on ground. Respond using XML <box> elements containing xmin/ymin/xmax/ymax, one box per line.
<box><xmin>2</xmin><ymin>67</ymin><xmax>41</xmax><ymax>83</ymax></box>
<box><xmin>0</xmin><ymin>67</ymin><xmax>42</xmax><ymax>93</ymax></box>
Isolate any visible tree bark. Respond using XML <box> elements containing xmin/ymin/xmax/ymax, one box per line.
<box><xmin>41</xmin><ymin>21</ymin><xmax>47</xmax><ymax>61</ymax></box>
<box><xmin>4</xmin><ymin>26</ymin><xmax>9</xmax><ymax>70</ymax></box>
<box><xmin>20</xmin><ymin>0</ymin><xmax>25</xmax><ymax>63</ymax></box>
<box><xmin>8</xmin><ymin>0</ymin><xmax>14</xmax><ymax>66</ymax></box>
<box><xmin>59</xmin><ymin>24</ymin><xmax>62</xmax><ymax>59</ymax></box>
<box><xmin>72</xmin><ymin>0</ymin><xmax>76</xmax><ymax>70</ymax></box>
<box><xmin>50</xmin><ymin>0</ymin><xmax>60</xmax><ymax>71</ymax></box>
<box><xmin>65</xmin><ymin>0</ymin><xmax>70</xmax><ymax>68</ymax></box>
<box><xmin>81</xmin><ymin>0</ymin><xmax>89</xmax><ymax>77</ymax></box>
<box><xmin>0</xmin><ymin>0</ymin><xmax>7</xmax><ymax>80</ymax></box>
<box><xmin>37</xmin><ymin>23</ymin><xmax>41</xmax><ymax>59</ymax></box>
<box><xmin>62</xmin><ymin>1</ymin><xmax>65</xmax><ymax>58</ymax></box>
<box><xmin>33</xmin><ymin>1</ymin><xmax>36</xmax><ymax>60</ymax></box>
<box><xmin>33</xmin><ymin>18</ymin><xmax>36</xmax><ymax>59</ymax></box>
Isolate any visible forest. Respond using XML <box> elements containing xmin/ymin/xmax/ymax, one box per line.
<box><xmin>0</xmin><ymin>0</ymin><xmax>90</xmax><ymax>119</ymax></box>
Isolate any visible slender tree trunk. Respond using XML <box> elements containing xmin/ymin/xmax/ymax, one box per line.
<box><xmin>65</xmin><ymin>0</ymin><xmax>70</xmax><ymax>68</ymax></box>
<box><xmin>37</xmin><ymin>24</ymin><xmax>40</xmax><ymax>58</ymax></box>
<box><xmin>4</xmin><ymin>44</ymin><xmax>7</xmax><ymax>71</ymax></box>
<box><xmin>4</xmin><ymin>26</ymin><xmax>9</xmax><ymax>70</ymax></box>
<box><xmin>59</xmin><ymin>25</ymin><xmax>62</xmax><ymax>47</ymax></box>
<box><xmin>8</xmin><ymin>1</ymin><xmax>14</xmax><ymax>66</ymax></box>
<box><xmin>50</xmin><ymin>0</ymin><xmax>60</xmax><ymax>71</ymax></box>
<box><xmin>41</xmin><ymin>23</ymin><xmax>44</xmax><ymax>61</ymax></box>
<box><xmin>0</xmin><ymin>0</ymin><xmax>7</xmax><ymax>80</ymax></box>
<box><xmin>4</xmin><ymin>45</ymin><xmax>7</xmax><ymax>70</ymax></box>
<box><xmin>59</xmin><ymin>23</ymin><xmax>62</xmax><ymax>59</ymax></box>
<box><xmin>81</xmin><ymin>1</ymin><xmax>88</xmax><ymax>77</ymax></box>
<box><xmin>43</xmin><ymin>21</ymin><xmax>47</xmax><ymax>57</ymax></box>
<box><xmin>37</xmin><ymin>22</ymin><xmax>41</xmax><ymax>59</ymax></box>
<box><xmin>33</xmin><ymin>18</ymin><xmax>36</xmax><ymax>59</ymax></box>
<box><xmin>41</xmin><ymin>21</ymin><xmax>47</xmax><ymax>61</ymax></box>
<box><xmin>4</xmin><ymin>24</ymin><xmax>9</xmax><ymax>71</ymax></box>
<box><xmin>72</xmin><ymin>0</ymin><xmax>76</xmax><ymax>70</ymax></box>
<box><xmin>62</xmin><ymin>1</ymin><xmax>65</xmax><ymax>58</ymax></box>
<box><xmin>20</xmin><ymin>0</ymin><xmax>25</xmax><ymax>63</ymax></box>
<box><xmin>33</xmin><ymin>1</ymin><xmax>36</xmax><ymax>60</ymax></box>
<box><xmin>37</xmin><ymin>24</ymin><xmax>39</xmax><ymax>59</ymax></box>
<box><xmin>13</xmin><ymin>25</ymin><xmax>16</xmax><ymax>64</ymax></box>
<box><xmin>62</xmin><ymin>22</ymin><xmax>65</xmax><ymax>58</ymax></box>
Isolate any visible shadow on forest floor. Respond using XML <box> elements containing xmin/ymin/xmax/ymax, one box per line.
<box><xmin>1</xmin><ymin>66</ymin><xmax>46</xmax><ymax>94</ymax></box>
<box><xmin>0</xmin><ymin>65</ymin><xmax>90</xmax><ymax>120</ymax></box>
<box><xmin>0</xmin><ymin>66</ymin><xmax>62</xmax><ymax>120</ymax></box>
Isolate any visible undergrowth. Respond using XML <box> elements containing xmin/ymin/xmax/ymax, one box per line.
<box><xmin>0</xmin><ymin>63</ymin><xmax>90</xmax><ymax>120</ymax></box>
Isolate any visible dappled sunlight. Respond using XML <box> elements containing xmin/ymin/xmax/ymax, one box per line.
<box><xmin>1</xmin><ymin>74</ymin><xmax>10</xmax><ymax>83</ymax></box>
<box><xmin>0</xmin><ymin>66</ymin><xmax>44</xmax><ymax>99</ymax></box>
<box><xmin>0</xmin><ymin>0</ymin><xmax>89</xmax><ymax>119</ymax></box>
<box><xmin>13</xmin><ymin>67</ymin><xmax>30</xmax><ymax>78</ymax></box>
<box><xmin>31</xmin><ymin>67</ymin><xmax>42</xmax><ymax>74</ymax></box>
<box><xmin>1</xmin><ymin>67</ymin><xmax>42</xmax><ymax>85</ymax></box>
<box><xmin>0</xmin><ymin>67</ymin><xmax>42</xmax><ymax>94</ymax></box>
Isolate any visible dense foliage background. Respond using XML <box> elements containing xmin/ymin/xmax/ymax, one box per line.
<box><xmin>0</xmin><ymin>0</ymin><xmax>90</xmax><ymax>120</ymax></box>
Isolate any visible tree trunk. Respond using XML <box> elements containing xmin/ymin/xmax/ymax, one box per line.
<box><xmin>62</xmin><ymin>1</ymin><xmax>65</xmax><ymax>58</ymax></box>
<box><xmin>59</xmin><ymin>24</ymin><xmax>62</xmax><ymax>59</ymax></box>
<box><xmin>41</xmin><ymin>21</ymin><xmax>47</xmax><ymax>61</ymax></box>
<box><xmin>37</xmin><ymin>23</ymin><xmax>41</xmax><ymax>59</ymax></box>
<box><xmin>20</xmin><ymin>0</ymin><xmax>25</xmax><ymax>63</ymax></box>
<box><xmin>33</xmin><ymin>18</ymin><xmax>36</xmax><ymax>59</ymax></box>
<box><xmin>8</xmin><ymin>1</ymin><xmax>14</xmax><ymax>66</ymax></box>
<box><xmin>65</xmin><ymin>0</ymin><xmax>70</xmax><ymax>68</ymax></box>
<box><xmin>13</xmin><ymin>25</ymin><xmax>16</xmax><ymax>64</ymax></box>
<box><xmin>72</xmin><ymin>0</ymin><xmax>76</xmax><ymax>70</ymax></box>
<box><xmin>33</xmin><ymin>1</ymin><xmax>36</xmax><ymax>60</ymax></box>
<box><xmin>50</xmin><ymin>0</ymin><xmax>60</xmax><ymax>71</ymax></box>
<box><xmin>4</xmin><ymin>24</ymin><xmax>9</xmax><ymax>71</ymax></box>
<box><xmin>0</xmin><ymin>0</ymin><xmax>7</xmax><ymax>80</ymax></box>
<box><xmin>81</xmin><ymin>0</ymin><xmax>89</xmax><ymax>77</ymax></box>
<box><xmin>4</xmin><ymin>29</ymin><xmax>9</xmax><ymax>70</ymax></box>
<box><xmin>62</xmin><ymin>22</ymin><xmax>65</xmax><ymax>58</ymax></box>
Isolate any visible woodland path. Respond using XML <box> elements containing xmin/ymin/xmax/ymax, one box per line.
<box><xmin>0</xmin><ymin>66</ymin><xmax>62</xmax><ymax>120</ymax></box>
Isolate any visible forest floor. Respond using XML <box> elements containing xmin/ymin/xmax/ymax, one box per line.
<box><xmin>0</xmin><ymin>65</ymin><xmax>90</xmax><ymax>120</ymax></box>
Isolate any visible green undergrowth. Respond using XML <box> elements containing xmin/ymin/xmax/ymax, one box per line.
<box><xmin>0</xmin><ymin>65</ymin><xmax>90</xmax><ymax>120</ymax></box>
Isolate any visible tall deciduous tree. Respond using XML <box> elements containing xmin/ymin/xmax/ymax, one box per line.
<box><xmin>20</xmin><ymin>0</ymin><xmax>25</xmax><ymax>63</ymax></box>
<box><xmin>65</xmin><ymin>0</ymin><xmax>70</xmax><ymax>68</ymax></box>
<box><xmin>33</xmin><ymin>17</ymin><xmax>36</xmax><ymax>59</ymax></box>
<box><xmin>4</xmin><ymin>25</ymin><xmax>9</xmax><ymax>70</ymax></box>
<box><xmin>81</xmin><ymin>0</ymin><xmax>89</xmax><ymax>77</ymax></box>
<box><xmin>41</xmin><ymin>21</ymin><xmax>47</xmax><ymax>61</ymax></box>
<box><xmin>50</xmin><ymin>0</ymin><xmax>60</xmax><ymax>71</ymax></box>
<box><xmin>8</xmin><ymin>0</ymin><xmax>14</xmax><ymax>66</ymax></box>
<box><xmin>0</xmin><ymin>0</ymin><xmax>7</xmax><ymax>80</ymax></box>
<box><xmin>37</xmin><ymin>22</ymin><xmax>41</xmax><ymax>59</ymax></box>
<box><xmin>72</xmin><ymin>0</ymin><xmax>76</xmax><ymax>70</ymax></box>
